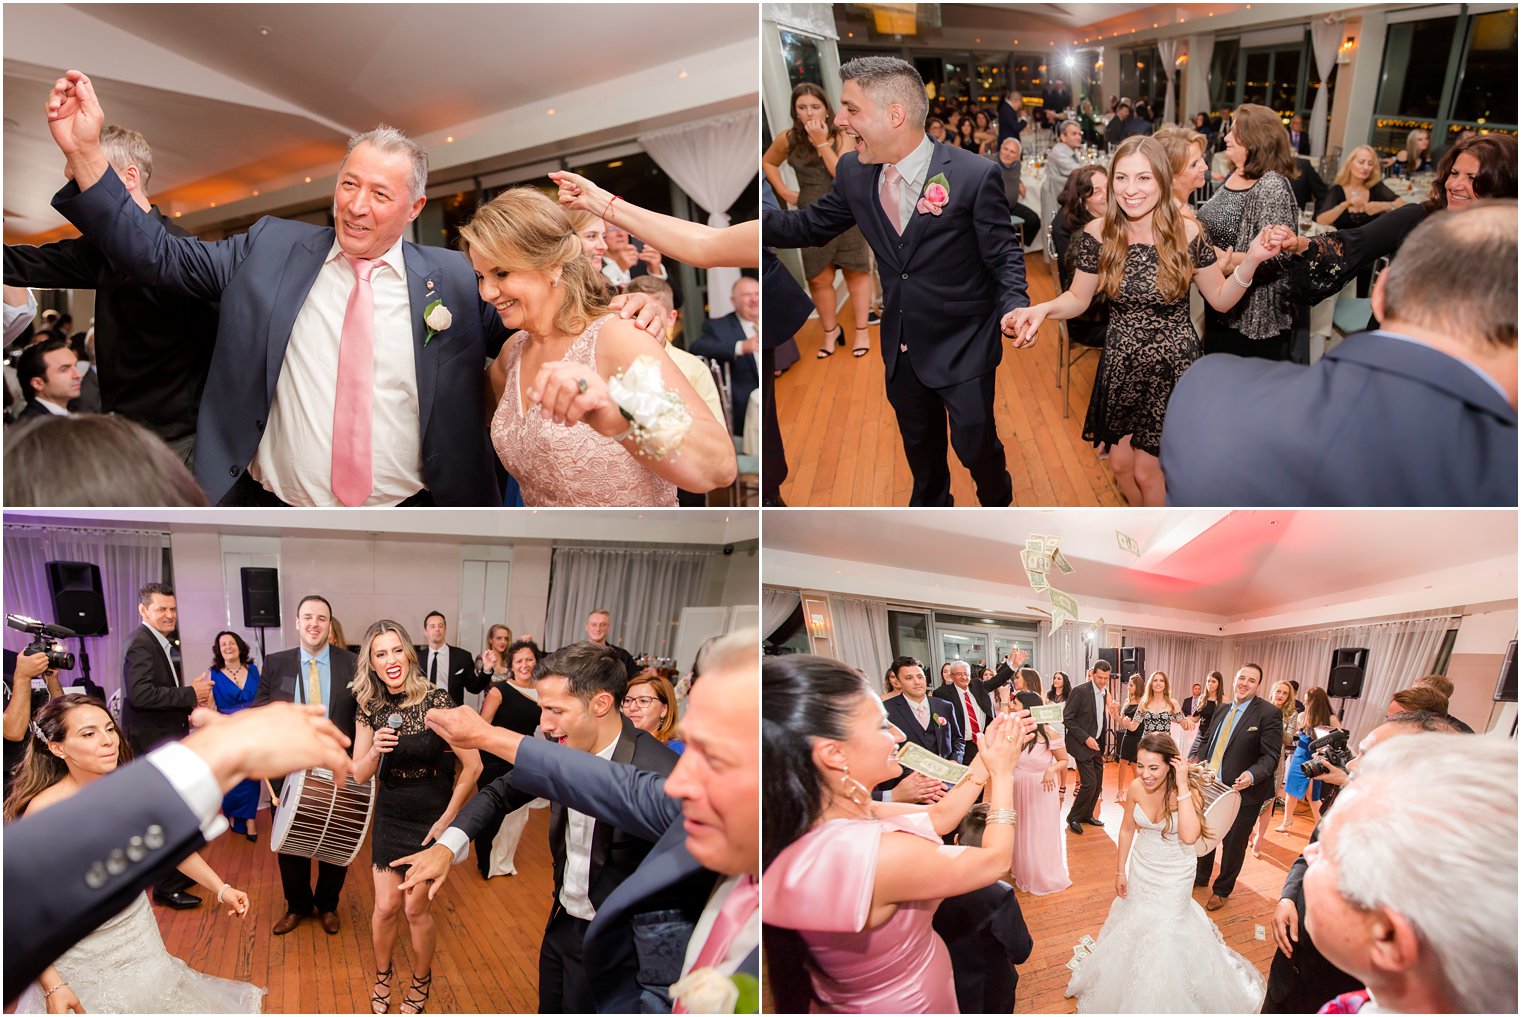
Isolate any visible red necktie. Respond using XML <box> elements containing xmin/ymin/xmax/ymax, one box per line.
<box><xmin>675</xmin><ymin>875</ymin><xmax>758</xmax><ymax>1013</ymax></box>
<box><xmin>331</xmin><ymin>256</ymin><xmax>376</xmax><ymax>506</ymax></box>
<box><xmin>963</xmin><ymin>690</ymin><xmax>980</xmax><ymax>738</ymax></box>
<box><xmin>880</xmin><ymin>165</ymin><xmax>904</xmax><ymax>234</ymax></box>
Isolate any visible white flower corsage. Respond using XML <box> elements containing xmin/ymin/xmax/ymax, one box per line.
<box><xmin>606</xmin><ymin>354</ymin><xmax>692</xmax><ymax>460</ymax></box>
<box><xmin>423</xmin><ymin>299</ymin><xmax>452</xmax><ymax>346</ymax></box>
<box><xmin>669</xmin><ymin>969</ymin><xmax>759</xmax><ymax>1014</ymax></box>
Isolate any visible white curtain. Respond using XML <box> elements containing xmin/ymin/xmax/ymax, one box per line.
<box><xmin>827</xmin><ymin>595</ymin><xmax>892</xmax><ymax>685</ymax></box>
<box><xmin>1186</xmin><ymin>35</ymin><xmax>1215</xmax><ymax>125</ymax></box>
<box><xmin>1232</xmin><ymin>614</ymin><xmax>1455</xmax><ymax>743</ymax></box>
<box><xmin>3</xmin><ymin>525</ymin><xmax>170</xmax><ymax>702</ymax></box>
<box><xmin>1112</xmin><ymin>627</ymin><xmax>1226</xmax><ymax>701</ymax></box>
<box><xmin>1155</xmin><ymin>38</ymin><xmax>1180</xmax><ymax>128</ymax></box>
<box><xmin>543</xmin><ymin>547</ymin><xmax>714</xmax><ymax>663</ymax></box>
<box><xmin>1036</xmin><ymin>618</ymin><xmax>1093</xmax><ymax>688</ymax></box>
<box><xmin>1309</xmin><ymin>19</ymin><xmax>1341</xmax><ymax>159</ymax></box>
<box><xmin>762</xmin><ymin>586</ymin><xmax>800</xmax><ymax>639</ymax></box>
<box><xmin>639</xmin><ymin>109</ymin><xmax>760</xmax><ymax>318</ymax></box>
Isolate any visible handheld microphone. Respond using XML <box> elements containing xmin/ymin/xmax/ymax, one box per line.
<box><xmin>381</xmin><ymin>713</ymin><xmax>403</xmax><ymax>778</ymax></box>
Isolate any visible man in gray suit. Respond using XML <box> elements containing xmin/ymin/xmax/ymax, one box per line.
<box><xmin>1163</xmin><ymin>202</ymin><xmax>1517</xmax><ymax>506</ymax></box>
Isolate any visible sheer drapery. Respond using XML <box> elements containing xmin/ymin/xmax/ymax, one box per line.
<box><xmin>1111</xmin><ymin>627</ymin><xmax>1226</xmax><ymax>701</ymax></box>
<box><xmin>3</xmin><ymin>526</ymin><xmax>169</xmax><ymax>702</ymax></box>
<box><xmin>762</xmin><ymin>586</ymin><xmax>800</xmax><ymax>639</ymax></box>
<box><xmin>1309</xmin><ymin>19</ymin><xmax>1341</xmax><ymax>159</ymax></box>
<box><xmin>1185</xmin><ymin>36</ymin><xmax>1215</xmax><ymax>125</ymax></box>
<box><xmin>638</xmin><ymin>109</ymin><xmax>760</xmax><ymax>318</ymax></box>
<box><xmin>543</xmin><ymin>547</ymin><xmax>714</xmax><ymax>662</ymax></box>
<box><xmin>1232</xmin><ymin>614</ymin><xmax>1454</xmax><ymax>740</ymax></box>
<box><xmin>1155</xmin><ymin>39</ymin><xmax>1180</xmax><ymax>127</ymax></box>
<box><xmin>827</xmin><ymin>595</ymin><xmax>892</xmax><ymax>685</ymax></box>
<box><xmin>769</xmin><ymin>3</ymin><xmax>839</xmax><ymax>38</ymax></box>
<box><xmin>1036</xmin><ymin>619</ymin><xmax>1092</xmax><ymax>689</ymax></box>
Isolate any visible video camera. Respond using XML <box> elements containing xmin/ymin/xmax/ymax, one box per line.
<box><xmin>5</xmin><ymin>614</ymin><xmax>76</xmax><ymax>671</ymax></box>
<box><xmin>1299</xmin><ymin>727</ymin><xmax>1352</xmax><ymax>779</ymax></box>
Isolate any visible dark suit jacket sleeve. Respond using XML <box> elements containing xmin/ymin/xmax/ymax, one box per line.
<box><xmin>4</xmin><ymin>237</ymin><xmax>105</xmax><ymax>289</ymax></box>
<box><xmin>1246</xmin><ymin>703</ymin><xmax>1284</xmax><ymax>790</ymax></box>
<box><xmin>453</xmin><ymin>769</ymin><xmax>538</xmax><ymax>842</ymax></box>
<box><xmin>1280</xmin><ymin>823</ymin><xmax>1318</xmax><ymax>903</ymax></box>
<box><xmin>971</xmin><ymin>160</ymin><xmax>1029</xmax><ymax>317</ymax></box>
<box><xmin>51</xmin><ymin>166</ymin><xmax>250</xmax><ymax>303</ymax></box>
<box><xmin>124</xmin><ymin>635</ymin><xmax>196</xmax><ymax>714</ymax></box>
<box><xmin>939</xmin><ymin>700</ymin><xmax>965</xmax><ymax>764</ymax></box>
<box><xmin>509</xmin><ymin>736</ymin><xmax>679</xmax><ymax>845</ymax></box>
<box><xmin>251</xmin><ymin>652</ymin><xmax>287</xmax><ymax>709</ymax></box>
<box><xmin>996</xmin><ymin>889</ymin><xmax>1035</xmax><ymax>964</ymax></box>
<box><xmin>1062</xmin><ymin>687</ymin><xmax>1092</xmax><ymax>745</ymax></box>
<box><xmin>761</xmin><ymin>160</ymin><xmax>860</xmax><ymax>249</ymax></box>
<box><xmin>4</xmin><ymin>758</ymin><xmax>205</xmax><ymax>1002</ymax></box>
<box><xmin>690</xmin><ymin>314</ymin><xmax>741</xmax><ymax>362</ymax></box>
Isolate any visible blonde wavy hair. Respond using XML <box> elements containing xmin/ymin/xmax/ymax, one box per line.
<box><xmin>1097</xmin><ymin>136</ymin><xmax>1195</xmax><ymax>303</ymax></box>
<box><xmin>1152</xmin><ymin>127</ymin><xmax>1207</xmax><ymax>184</ymax></box>
<box><xmin>457</xmin><ymin>187</ymin><xmax>614</xmax><ymax>337</ymax></box>
<box><xmin>1333</xmin><ymin>144</ymin><xmax>1384</xmax><ymax>189</ymax></box>
<box><xmin>1142</xmin><ymin>670</ymin><xmax>1180</xmax><ymax>714</ymax></box>
<box><xmin>351</xmin><ymin>619</ymin><xmax>430</xmax><ymax>713</ymax></box>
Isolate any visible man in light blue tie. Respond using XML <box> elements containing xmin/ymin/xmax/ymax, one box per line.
<box><xmin>1190</xmin><ymin>664</ymin><xmax>1283</xmax><ymax>910</ymax></box>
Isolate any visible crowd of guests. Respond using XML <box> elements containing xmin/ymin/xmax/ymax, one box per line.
<box><xmin>761</xmin><ymin>649</ymin><xmax>1516</xmax><ymax>1014</ymax></box>
<box><xmin>4</xmin><ymin>581</ymin><xmax>757</xmax><ymax>1013</ymax></box>
<box><xmin>5</xmin><ymin>71</ymin><xmax>759</xmax><ymax>508</ymax></box>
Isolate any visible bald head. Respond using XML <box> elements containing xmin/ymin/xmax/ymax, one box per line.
<box><xmin>1377</xmin><ymin>201</ymin><xmax>1517</xmax><ymax>352</ymax></box>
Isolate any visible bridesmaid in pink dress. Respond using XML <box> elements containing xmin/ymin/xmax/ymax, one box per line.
<box><xmin>762</xmin><ymin>655</ymin><xmax>1034</xmax><ymax>1014</ymax></box>
<box><xmin>1010</xmin><ymin>708</ymin><xmax>1072</xmax><ymax>895</ymax></box>
<box><xmin>457</xmin><ymin>186</ymin><xmax>736</xmax><ymax>506</ymax></box>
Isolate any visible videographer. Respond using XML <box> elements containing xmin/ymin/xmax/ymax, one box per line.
<box><xmin>3</xmin><ymin>648</ymin><xmax>63</xmax><ymax>795</ymax></box>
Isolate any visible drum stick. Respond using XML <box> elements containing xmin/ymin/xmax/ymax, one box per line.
<box><xmin>265</xmin><ymin>779</ymin><xmax>280</xmax><ymax>808</ymax></box>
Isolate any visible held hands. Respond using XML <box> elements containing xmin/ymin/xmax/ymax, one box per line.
<box><xmin>45</xmin><ymin>70</ymin><xmax>104</xmax><ymax>158</ymax></box>
<box><xmin>548</xmin><ymin>170</ymin><xmax>612</xmax><ymax>217</ymax></box>
<box><xmin>394</xmin><ymin>843</ymin><xmax>455</xmax><ymax>900</ymax></box>
<box><xmin>525</xmin><ymin>361</ymin><xmax>624</xmax><ymax>435</ymax></box>
<box><xmin>1001</xmin><ymin>306</ymin><xmax>1044</xmax><ymax>348</ymax></box>
<box><xmin>1243</xmin><ymin>226</ymin><xmax>1285</xmax><ymax>268</ymax></box>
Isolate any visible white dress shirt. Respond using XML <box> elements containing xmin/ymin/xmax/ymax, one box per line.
<box><xmin>146</xmin><ymin>741</ymin><xmax>230</xmax><ymax>841</ymax></box>
<box><xmin>733</xmin><ymin>316</ymin><xmax>760</xmax><ymax>375</ymax></box>
<box><xmin>560</xmin><ymin>734</ymin><xmax>620</xmax><ymax>920</ymax></box>
<box><xmin>425</xmin><ymin>645</ymin><xmax>448</xmax><ymax>689</ymax></box>
<box><xmin>957</xmin><ymin>684</ymin><xmax>986</xmax><ymax>734</ymax></box>
<box><xmin>882</xmin><ymin>134</ymin><xmax>937</xmax><ymax>230</ymax></box>
<box><xmin>34</xmin><ymin>397</ymin><xmax>70</xmax><ymax>416</ymax></box>
<box><xmin>250</xmin><ymin>236</ymin><xmax>422</xmax><ymax>506</ymax></box>
<box><xmin>145</xmin><ymin>625</ymin><xmax>179</xmax><ymax>684</ymax></box>
<box><xmin>680</xmin><ymin>874</ymin><xmax>760</xmax><ymax>978</ymax></box>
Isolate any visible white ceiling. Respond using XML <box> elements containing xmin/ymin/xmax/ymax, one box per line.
<box><xmin>763</xmin><ymin>509</ymin><xmax>1517</xmax><ymax>620</ymax></box>
<box><xmin>3</xmin><ymin>3</ymin><xmax>758</xmax><ymax>239</ymax></box>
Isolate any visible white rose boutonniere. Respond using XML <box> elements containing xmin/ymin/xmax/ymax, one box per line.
<box><xmin>669</xmin><ymin>969</ymin><xmax>759</xmax><ymax>1014</ymax></box>
<box><xmin>423</xmin><ymin>299</ymin><xmax>452</xmax><ymax>346</ymax></box>
<box><xmin>606</xmin><ymin>354</ymin><xmax>692</xmax><ymax>460</ymax></box>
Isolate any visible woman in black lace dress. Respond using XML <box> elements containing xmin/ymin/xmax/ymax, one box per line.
<box><xmin>1007</xmin><ymin>136</ymin><xmax>1283</xmax><ymax>505</ymax></box>
<box><xmin>351</xmin><ymin>620</ymin><xmax>481</xmax><ymax>1015</ymax></box>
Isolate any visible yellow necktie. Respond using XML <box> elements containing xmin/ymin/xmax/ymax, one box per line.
<box><xmin>1209</xmin><ymin>704</ymin><xmax>1237</xmax><ymax>771</ymax></box>
<box><xmin>307</xmin><ymin>658</ymin><xmax>323</xmax><ymax>708</ymax></box>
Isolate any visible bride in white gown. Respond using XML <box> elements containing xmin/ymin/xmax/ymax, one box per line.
<box><xmin>8</xmin><ymin>695</ymin><xmax>264</xmax><ymax>1014</ymax></box>
<box><xmin>1067</xmin><ymin>732</ymin><xmax>1264</xmax><ymax>1013</ymax></box>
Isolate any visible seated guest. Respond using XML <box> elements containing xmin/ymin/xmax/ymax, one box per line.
<box><xmin>1162</xmin><ymin>201</ymin><xmax>1517</xmax><ymax>506</ymax></box>
<box><xmin>1291</xmin><ymin>156</ymin><xmax>1329</xmax><ymax>212</ymax></box>
<box><xmin>995</xmin><ymin>138</ymin><xmax>1042</xmax><ymax>247</ymax></box>
<box><xmin>1317</xmin><ymin>146</ymin><xmax>1403</xmax><ymax>232</ymax></box>
<box><xmin>624</xmin><ymin>275</ymin><xmax>726</xmax><ymax>432</ymax></box>
<box><xmin>1411</xmin><ymin>673</ymin><xmax>1475</xmax><ymax>732</ymax></box>
<box><xmin>14</xmin><ymin>336</ymin><xmax>82</xmax><ymax>420</ymax></box>
<box><xmin>4</xmin><ymin>413</ymin><xmax>206</xmax><ymax>505</ymax></box>
<box><xmin>1050</xmin><ymin>166</ymin><xmax>1110</xmax><ymax>350</ymax></box>
<box><xmin>1105</xmin><ymin>102</ymin><xmax>1132</xmax><ymax>147</ymax></box>
<box><xmin>602</xmin><ymin>223</ymin><xmax>676</xmax><ymax>304</ymax></box>
<box><xmin>1302</xmin><ymin>733</ymin><xmax>1514</xmax><ymax>1014</ymax></box>
<box><xmin>690</xmin><ymin>277</ymin><xmax>760</xmax><ymax>437</ymax></box>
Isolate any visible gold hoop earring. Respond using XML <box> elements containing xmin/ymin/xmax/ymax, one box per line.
<box><xmin>839</xmin><ymin>764</ymin><xmax>868</xmax><ymax>808</ymax></box>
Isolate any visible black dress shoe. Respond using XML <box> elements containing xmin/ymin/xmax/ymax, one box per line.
<box><xmin>153</xmin><ymin>890</ymin><xmax>201</xmax><ymax>909</ymax></box>
<box><xmin>1083</xmin><ymin>816</ymin><xmax>1106</xmax><ymax>827</ymax></box>
<box><xmin>1067</xmin><ymin>819</ymin><xmax>1084</xmax><ymax>834</ymax></box>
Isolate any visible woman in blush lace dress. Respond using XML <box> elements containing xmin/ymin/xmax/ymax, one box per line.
<box><xmin>1067</xmin><ymin>733</ymin><xmax>1264</xmax><ymax>1013</ymax></box>
<box><xmin>1010</xmin><ymin>680</ymin><xmax>1072</xmax><ymax>895</ymax></box>
<box><xmin>462</xmin><ymin>188</ymin><xmax>735</xmax><ymax>506</ymax></box>
<box><xmin>761</xmin><ymin>655</ymin><xmax>1034</xmax><ymax>1013</ymax></box>
<box><xmin>8</xmin><ymin>696</ymin><xmax>261</xmax><ymax>1014</ymax></box>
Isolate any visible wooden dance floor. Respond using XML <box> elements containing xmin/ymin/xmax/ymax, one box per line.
<box><xmin>154</xmin><ymin>807</ymin><xmax>554</xmax><ymax>1013</ymax></box>
<box><xmin>775</xmin><ymin>253</ymin><xmax>1127</xmax><ymax>507</ymax></box>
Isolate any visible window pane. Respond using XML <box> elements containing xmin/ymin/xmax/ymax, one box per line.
<box><xmin>1243</xmin><ymin>51</ymin><xmax>1271</xmax><ymax>106</ymax></box>
<box><xmin>888</xmin><ymin>610</ymin><xmax>931</xmax><ymax>665</ymax></box>
<box><xmin>780</xmin><ymin>30</ymin><xmax>824</xmax><ymax>89</ymax></box>
<box><xmin>1452</xmin><ymin>9</ymin><xmax>1518</xmax><ymax>125</ymax></box>
<box><xmin>1210</xmin><ymin>38</ymin><xmax>1240</xmax><ymax>113</ymax></box>
<box><xmin>1375</xmin><ymin>17</ymin><xmax>1458</xmax><ymax>117</ymax></box>
<box><xmin>1272</xmin><ymin>50</ymin><xmax>1300</xmax><ymax>115</ymax></box>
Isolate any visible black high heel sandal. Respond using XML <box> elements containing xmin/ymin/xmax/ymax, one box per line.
<box><xmin>371</xmin><ymin>964</ymin><xmax>394</xmax><ymax>1014</ymax></box>
<box><xmin>851</xmin><ymin>326</ymin><xmax>872</xmax><ymax>357</ymax></box>
<box><xmin>816</xmin><ymin>324</ymin><xmax>844</xmax><ymax>358</ymax></box>
<box><xmin>400</xmin><ymin>972</ymin><xmax>433</xmax><ymax>1015</ymax></box>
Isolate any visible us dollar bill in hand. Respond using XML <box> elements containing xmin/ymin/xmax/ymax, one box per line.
<box><xmin>1030</xmin><ymin>704</ymin><xmax>1064</xmax><ymax>726</ymax></box>
<box><xmin>894</xmin><ymin>742</ymin><xmax>970</xmax><ymax>784</ymax></box>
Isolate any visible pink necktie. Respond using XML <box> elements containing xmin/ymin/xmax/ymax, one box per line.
<box><xmin>332</xmin><ymin>256</ymin><xmax>376</xmax><ymax>506</ymax></box>
<box><xmin>675</xmin><ymin>875</ymin><xmax>758</xmax><ymax>1012</ymax></box>
<box><xmin>880</xmin><ymin>165</ymin><xmax>904</xmax><ymax>234</ymax></box>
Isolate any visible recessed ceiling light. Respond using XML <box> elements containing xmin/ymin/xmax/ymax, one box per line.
<box><xmin>445</xmin><ymin>136</ymin><xmax>454</xmax><ymax>143</ymax></box>
<box><xmin>304</xmin><ymin>176</ymin><xmax>312</xmax><ymax>183</ymax></box>
<box><xmin>258</xmin><ymin>26</ymin><xmax>271</xmax><ymax>36</ymax></box>
<box><xmin>606</xmin><ymin>160</ymin><xmax>623</xmax><ymax>169</ymax></box>
<box><xmin>546</xmin><ymin>108</ymin><xmax>556</xmax><ymax>116</ymax></box>
<box><xmin>174</xmin><ymin>211</ymin><xmax>182</xmax><ymax>218</ymax></box>
<box><xmin>209</xmin><ymin>202</ymin><xmax>216</xmax><ymax>208</ymax></box>
<box><xmin>251</xmin><ymin>190</ymin><xmax>259</xmax><ymax>196</ymax></box>
<box><xmin>678</xmin><ymin>70</ymin><xmax>689</xmax><ymax>79</ymax></box>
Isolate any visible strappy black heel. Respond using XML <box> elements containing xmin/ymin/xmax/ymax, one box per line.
<box><xmin>371</xmin><ymin>964</ymin><xmax>394</xmax><ymax>1014</ymax></box>
<box><xmin>400</xmin><ymin>971</ymin><xmax>433</xmax><ymax>1014</ymax></box>
<box><xmin>816</xmin><ymin>324</ymin><xmax>844</xmax><ymax>358</ymax></box>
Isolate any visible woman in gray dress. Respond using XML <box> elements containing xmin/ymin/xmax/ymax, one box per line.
<box><xmin>762</xmin><ymin>83</ymin><xmax>875</xmax><ymax>358</ymax></box>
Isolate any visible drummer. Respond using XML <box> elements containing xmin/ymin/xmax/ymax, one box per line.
<box><xmin>351</xmin><ymin>620</ymin><xmax>481</xmax><ymax>1016</ymax></box>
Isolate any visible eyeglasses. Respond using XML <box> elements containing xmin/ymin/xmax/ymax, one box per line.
<box><xmin>622</xmin><ymin>695</ymin><xmax>661</xmax><ymax>710</ymax></box>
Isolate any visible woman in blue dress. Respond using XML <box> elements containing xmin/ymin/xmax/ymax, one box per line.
<box><xmin>1277</xmin><ymin>687</ymin><xmax>1340</xmax><ymax>832</ymax></box>
<box><xmin>207</xmin><ymin>630</ymin><xmax>262</xmax><ymax>841</ymax></box>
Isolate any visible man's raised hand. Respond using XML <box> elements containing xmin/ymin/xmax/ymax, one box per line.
<box><xmin>45</xmin><ymin>70</ymin><xmax>105</xmax><ymax>158</ymax></box>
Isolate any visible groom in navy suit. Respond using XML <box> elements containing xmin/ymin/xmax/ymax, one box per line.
<box><xmin>763</xmin><ymin>57</ymin><xmax>1031</xmax><ymax>506</ymax></box>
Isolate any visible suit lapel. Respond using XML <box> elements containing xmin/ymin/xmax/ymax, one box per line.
<box><xmin>860</xmin><ymin>163</ymin><xmax>902</xmax><ymax>269</ymax></box>
<box><xmin>266</xmin><ymin>231</ymin><xmax>334</xmax><ymax>404</ymax></box>
<box><xmin>899</xmin><ymin>144</ymin><xmax>951</xmax><ymax>262</ymax></box>
<box><xmin>589</xmin><ymin>720</ymin><xmax>642</xmax><ymax>891</ymax></box>
<box><xmin>403</xmin><ymin>245</ymin><xmax>437</xmax><ymax>441</ymax></box>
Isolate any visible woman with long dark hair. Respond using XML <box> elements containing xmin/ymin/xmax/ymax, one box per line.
<box><xmin>762</xmin><ymin>82</ymin><xmax>875</xmax><ymax>357</ymax></box>
<box><xmin>761</xmin><ymin>655</ymin><xmax>1031</xmax><ymax>1012</ymax></box>
<box><xmin>473</xmin><ymin>638</ymin><xmax>542</xmax><ymax>879</ymax></box>
<box><xmin>1066</xmin><ymin>733</ymin><xmax>1264</xmax><ymax>1011</ymax></box>
<box><xmin>1048</xmin><ymin>670</ymin><xmax>1075</xmax><ymax>799</ymax></box>
<box><xmin>7</xmin><ymin>695</ymin><xmax>259</xmax><ymax>1013</ymax></box>
<box><xmin>204</xmin><ymin>630</ymin><xmax>261</xmax><ymax>840</ymax></box>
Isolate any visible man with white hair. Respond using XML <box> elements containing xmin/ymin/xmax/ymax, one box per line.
<box><xmin>1302</xmin><ymin>732</ymin><xmax>1516</xmax><ymax>1014</ymax></box>
<box><xmin>933</xmin><ymin>659</ymin><xmax>993</xmax><ymax>765</ymax></box>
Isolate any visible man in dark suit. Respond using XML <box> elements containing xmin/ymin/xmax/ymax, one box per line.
<box><xmin>879</xmin><ymin>656</ymin><xmax>962</xmax><ymax>799</ymax></box>
<box><xmin>121</xmin><ymin>581</ymin><xmax>212</xmax><ymax>909</ymax></box>
<box><xmin>400</xmin><ymin>642</ymin><xmax>685</xmax><ymax>1012</ymax></box>
<box><xmin>690</xmin><ymin>277</ymin><xmax>760</xmax><ymax>436</ymax></box>
<box><xmin>935</xmin><ymin>805</ymin><xmax>1034</xmax><ymax>1014</ymax></box>
<box><xmin>43</xmin><ymin>72</ymin><xmax>665</xmax><ymax>507</ymax></box>
<box><xmin>1288</xmin><ymin>115</ymin><xmax>1312</xmax><ymax>156</ymax></box>
<box><xmin>251</xmin><ymin>593</ymin><xmax>358</xmax><ymax>936</ymax></box>
<box><xmin>403</xmin><ymin>631</ymin><xmax>758</xmax><ymax>1014</ymax></box>
<box><xmin>1181</xmin><ymin>682</ymin><xmax>1203</xmax><ymax>718</ymax></box>
<box><xmin>760</xmin><ymin>181</ymin><xmax>816</xmax><ymax>506</ymax></box>
<box><xmin>3</xmin><ymin>700</ymin><xmax>352</xmax><ymax>1005</ymax></box>
<box><xmin>763</xmin><ymin>56</ymin><xmax>1030</xmax><ymax>506</ymax></box>
<box><xmin>1189</xmin><ymin>663</ymin><xmax>1284</xmax><ymax>910</ymax></box>
<box><xmin>415</xmin><ymin>611</ymin><xmax>489</xmax><ymax>705</ymax></box>
<box><xmin>933</xmin><ymin>660</ymin><xmax>993</xmax><ymax>765</ymax></box>
<box><xmin>1290</xmin><ymin>156</ymin><xmax>1328</xmax><ymax>211</ymax></box>
<box><xmin>15</xmin><ymin>337</ymin><xmax>83</xmax><ymax>421</ymax></box>
<box><xmin>1063</xmin><ymin>659</ymin><xmax>1113</xmax><ymax>835</ymax></box>
<box><xmin>1163</xmin><ymin>203</ymin><xmax>1517</xmax><ymax>506</ymax></box>
<box><xmin>5</xmin><ymin>126</ymin><xmax>217</xmax><ymax>461</ymax></box>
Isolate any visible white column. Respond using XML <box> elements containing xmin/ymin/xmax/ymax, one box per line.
<box><xmin>1337</xmin><ymin>10</ymin><xmax>1387</xmax><ymax>158</ymax></box>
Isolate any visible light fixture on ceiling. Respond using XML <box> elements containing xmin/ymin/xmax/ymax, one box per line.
<box><xmin>304</xmin><ymin>176</ymin><xmax>312</xmax><ymax>183</ymax></box>
<box><xmin>606</xmin><ymin>160</ymin><xmax>623</xmax><ymax>168</ymax></box>
<box><xmin>209</xmin><ymin>202</ymin><xmax>216</xmax><ymax>208</ymax></box>
<box><xmin>445</xmin><ymin>136</ymin><xmax>454</xmax><ymax>143</ymax></box>
<box><xmin>1064</xmin><ymin>56</ymin><xmax>1075</xmax><ymax>69</ymax></box>
<box><xmin>258</xmin><ymin>25</ymin><xmax>271</xmax><ymax>36</ymax></box>
<box><xmin>251</xmin><ymin>190</ymin><xmax>259</xmax><ymax>196</ymax></box>
<box><xmin>546</xmin><ymin>108</ymin><xmax>556</xmax><ymax>115</ymax></box>
<box><xmin>678</xmin><ymin>70</ymin><xmax>688</xmax><ymax>79</ymax></box>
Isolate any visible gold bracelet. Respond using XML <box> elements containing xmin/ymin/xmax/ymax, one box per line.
<box><xmin>962</xmin><ymin>771</ymin><xmax>988</xmax><ymax>788</ymax></box>
<box><xmin>43</xmin><ymin>984</ymin><xmax>70</xmax><ymax>999</ymax></box>
<box><xmin>984</xmin><ymin>808</ymin><xmax>1018</xmax><ymax>826</ymax></box>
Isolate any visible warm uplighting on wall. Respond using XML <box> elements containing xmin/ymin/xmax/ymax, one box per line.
<box><xmin>1338</xmin><ymin>36</ymin><xmax>1357</xmax><ymax>64</ymax></box>
<box><xmin>1176</xmin><ymin>53</ymin><xmax>1189</xmax><ymax>67</ymax></box>
<box><xmin>809</xmin><ymin>613</ymin><xmax>828</xmax><ymax>638</ymax></box>
<box><xmin>866</xmin><ymin>3</ymin><xmax>918</xmax><ymax>35</ymax></box>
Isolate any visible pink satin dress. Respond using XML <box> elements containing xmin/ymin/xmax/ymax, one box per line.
<box><xmin>1011</xmin><ymin>738</ymin><xmax>1072</xmax><ymax>895</ymax></box>
<box><xmin>762</xmin><ymin>812</ymin><xmax>959</xmax><ymax>1013</ymax></box>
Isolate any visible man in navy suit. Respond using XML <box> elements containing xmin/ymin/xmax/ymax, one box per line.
<box><xmin>691</xmin><ymin>277</ymin><xmax>760</xmax><ymax>436</ymax></box>
<box><xmin>764</xmin><ymin>57</ymin><xmax>1030</xmax><ymax>506</ymax></box>
<box><xmin>933</xmin><ymin>659</ymin><xmax>994</xmax><ymax>765</ymax></box>
<box><xmin>1162</xmin><ymin>202</ymin><xmax>1517</xmax><ymax>506</ymax></box>
<box><xmin>878</xmin><ymin>656</ymin><xmax>962</xmax><ymax>801</ymax></box>
<box><xmin>1062</xmin><ymin>659</ymin><xmax>1113</xmax><ymax>834</ymax></box>
<box><xmin>1288</xmin><ymin>114</ymin><xmax>1312</xmax><ymax>156</ymax></box>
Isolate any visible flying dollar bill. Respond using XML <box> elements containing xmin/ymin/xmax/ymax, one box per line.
<box><xmin>1048</xmin><ymin>588</ymin><xmax>1079</xmax><ymax>618</ymax></box>
<box><xmin>894</xmin><ymin>742</ymin><xmax>970</xmax><ymax>784</ymax></box>
<box><xmin>1020</xmin><ymin>549</ymin><xmax>1051</xmax><ymax>574</ymax></box>
<box><xmin>1053</xmin><ymin>549</ymin><xmax>1074</xmax><ymax>574</ymax></box>
<box><xmin>1027</xmin><ymin>569</ymin><xmax>1049</xmax><ymax>591</ymax></box>
<box><xmin>1117</xmin><ymin>531</ymin><xmax>1141</xmax><ymax>556</ymax></box>
<box><xmin>1030</xmin><ymin>704</ymin><xmax>1064</xmax><ymax>726</ymax></box>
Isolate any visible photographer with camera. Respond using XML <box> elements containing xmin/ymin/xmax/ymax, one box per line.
<box><xmin>1276</xmin><ymin>687</ymin><xmax>1341</xmax><ymax>832</ymax></box>
<box><xmin>3</xmin><ymin>615</ymin><xmax>75</xmax><ymax>795</ymax></box>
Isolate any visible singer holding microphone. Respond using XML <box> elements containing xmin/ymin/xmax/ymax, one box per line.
<box><xmin>351</xmin><ymin>620</ymin><xmax>481</xmax><ymax>1016</ymax></box>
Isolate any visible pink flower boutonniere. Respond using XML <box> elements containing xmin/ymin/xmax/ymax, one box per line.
<box><xmin>933</xmin><ymin>714</ymin><xmax>948</xmax><ymax>727</ymax></box>
<box><xmin>917</xmin><ymin>173</ymin><xmax>951</xmax><ymax>216</ymax></box>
